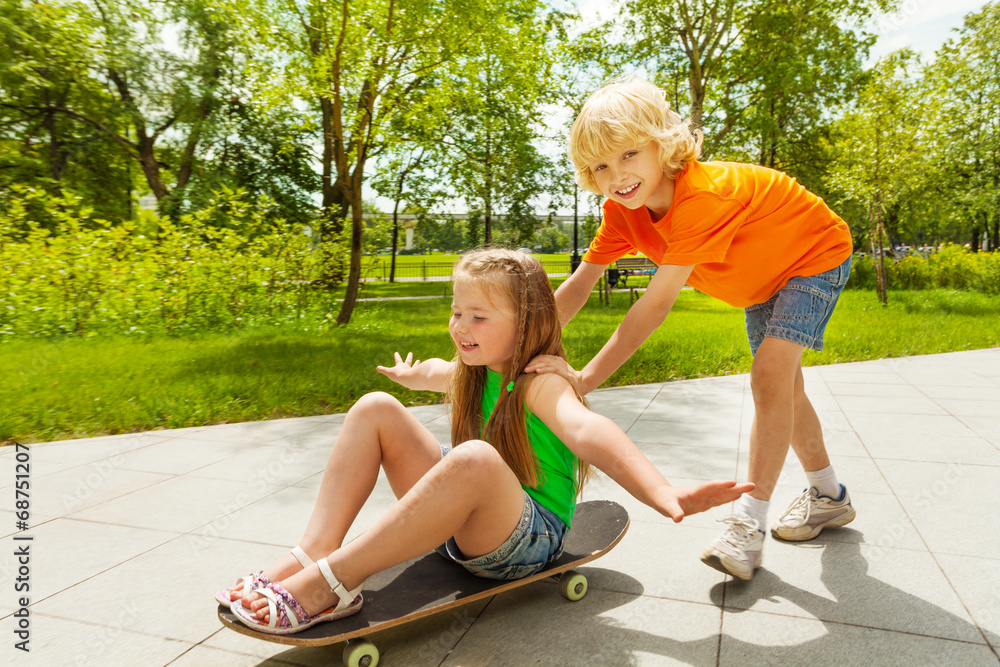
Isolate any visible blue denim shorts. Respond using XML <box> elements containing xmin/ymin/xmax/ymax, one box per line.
<box><xmin>434</xmin><ymin>446</ymin><xmax>568</xmax><ymax>581</ymax></box>
<box><xmin>745</xmin><ymin>255</ymin><xmax>851</xmax><ymax>357</ymax></box>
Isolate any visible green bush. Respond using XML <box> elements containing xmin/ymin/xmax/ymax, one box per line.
<box><xmin>846</xmin><ymin>245</ymin><xmax>1000</xmax><ymax>295</ymax></box>
<box><xmin>0</xmin><ymin>188</ymin><xmax>339</xmax><ymax>338</ymax></box>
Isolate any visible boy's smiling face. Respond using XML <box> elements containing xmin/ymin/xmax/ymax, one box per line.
<box><xmin>588</xmin><ymin>141</ymin><xmax>674</xmax><ymax>219</ymax></box>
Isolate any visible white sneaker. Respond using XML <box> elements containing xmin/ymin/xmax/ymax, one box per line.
<box><xmin>771</xmin><ymin>485</ymin><xmax>856</xmax><ymax>541</ymax></box>
<box><xmin>701</xmin><ymin>514</ymin><xmax>764</xmax><ymax>581</ymax></box>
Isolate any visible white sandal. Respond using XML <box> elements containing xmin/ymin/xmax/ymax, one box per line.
<box><xmin>214</xmin><ymin>545</ymin><xmax>314</xmax><ymax>607</ymax></box>
<box><xmin>231</xmin><ymin>558</ymin><xmax>364</xmax><ymax>635</ymax></box>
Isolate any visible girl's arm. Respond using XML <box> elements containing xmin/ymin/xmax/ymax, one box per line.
<box><xmin>525</xmin><ymin>373</ymin><xmax>753</xmax><ymax>522</ymax></box>
<box><xmin>526</xmin><ymin>263</ymin><xmax>693</xmax><ymax>394</ymax></box>
<box><xmin>376</xmin><ymin>352</ymin><xmax>454</xmax><ymax>393</ymax></box>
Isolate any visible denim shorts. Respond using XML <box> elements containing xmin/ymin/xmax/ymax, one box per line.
<box><xmin>434</xmin><ymin>446</ymin><xmax>568</xmax><ymax>581</ymax></box>
<box><xmin>745</xmin><ymin>255</ymin><xmax>851</xmax><ymax>357</ymax></box>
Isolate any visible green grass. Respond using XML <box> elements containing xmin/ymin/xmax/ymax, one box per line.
<box><xmin>3</xmin><ymin>287</ymin><xmax>998</xmax><ymax>443</ymax></box>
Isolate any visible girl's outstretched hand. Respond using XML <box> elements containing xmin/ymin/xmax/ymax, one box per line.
<box><xmin>659</xmin><ymin>480</ymin><xmax>755</xmax><ymax>523</ymax></box>
<box><xmin>376</xmin><ymin>351</ymin><xmax>422</xmax><ymax>389</ymax></box>
<box><xmin>524</xmin><ymin>354</ymin><xmax>584</xmax><ymax>392</ymax></box>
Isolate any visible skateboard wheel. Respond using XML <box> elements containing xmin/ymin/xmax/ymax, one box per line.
<box><xmin>558</xmin><ymin>570</ymin><xmax>588</xmax><ymax>601</ymax></box>
<box><xmin>343</xmin><ymin>638</ymin><xmax>379</xmax><ymax>667</ymax></box>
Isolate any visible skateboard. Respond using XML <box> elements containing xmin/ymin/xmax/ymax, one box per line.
<box><xmin>218</xmin><ymin>499</ymin><xmax>629</xmax><ymax>667</ymax></box>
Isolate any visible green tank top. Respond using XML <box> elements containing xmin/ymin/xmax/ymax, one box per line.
<box><xmin>481</xmin><ymin>369</ymin><xmax>578</xmax><ymax>527</ymax></box>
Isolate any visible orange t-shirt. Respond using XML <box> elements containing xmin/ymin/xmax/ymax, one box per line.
<box><xmin>584</xmin><ymin>161</ymin><xmax>853</xmax><ymax>308</ymax></box>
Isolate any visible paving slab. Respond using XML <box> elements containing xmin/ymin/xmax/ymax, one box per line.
<box><xmin>2</xmin><ymin>348</ymin><xmax>999</xmax><ymax>666</ymax></box>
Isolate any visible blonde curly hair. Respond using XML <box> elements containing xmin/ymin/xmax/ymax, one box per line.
<box><xmin>569</xmin><ymin>76</ymin><xmax>703</xmax><ymax>193</ymax></box>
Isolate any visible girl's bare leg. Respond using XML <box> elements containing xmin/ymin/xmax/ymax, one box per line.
<box><xmin>225</xmin><ymin>392</ymin><xmax>443</xmax><ymax>602</ymax></box>
<box><xmin>247</xmin><ymin>440</ymin><xmax>526</xmax><ymax>620</ymax></box>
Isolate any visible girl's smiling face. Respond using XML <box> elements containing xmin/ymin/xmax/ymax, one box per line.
<box><xmin>589</xmin><ymin>141</ymin><xmax>674</xmax><ymax>219</ymax></box>
<box><xmin>449</xmin><ymin>279</ymin><xmax>518</xmax><ymax>373</ymax></box>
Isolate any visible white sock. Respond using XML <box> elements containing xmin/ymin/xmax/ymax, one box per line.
<box><xmin>805</xmin><ymin>465</ymin><xmax>842</xmax><ymax>499</ymax></box>
<box><xmin>736</xmin><ymin>494</ymin><xmax>769</xmax><ymax>532</ymax></box>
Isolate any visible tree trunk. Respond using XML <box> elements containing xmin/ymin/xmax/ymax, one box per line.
<box><xmin>870</xmin><ymin>206</ymin><xmax>888</xmax><ymax>307</ymax></box>
<box><xmin>390</xmin><ymin>196</ymin><xmax>400</xmax><ymax>283</ymax></box>
<box><xmin>687</xmin><ymin>73</ymin><xmax>705</xmax><ymax>131</ymax></box>
<box><xmin>137</xmin><ymin>133</ymin><xmax>169</xmax><ymax>202</ymax></box>
<box><xmin>316</xmin><ymin>95</ymin><xmax>351</xmax><ymax>289</ymax></box>
<box><xmin>877</xmin><ymin>230</ymin><xmax>888</xmax><ymax>307</ymax></box>
<box><xmin>43</xmin><ymin>89</ymin><xmax>67</xmax><ymax>192</ymax></box>
<box><xmin>319</xmin><ymin>97</ymin><xmax>342</xmax><ymax>229</ymax></box>
<box><xmin>174</xmin><ymin>91</ymin><xmax>217</xmax><ymax>193</ymax></box>
<box><xmin>483</xmin><ymin>128</ymin><xmax>493</xmax><ymax>247</ymax></box>
<box><xmin>336</xmin><ymin>183</ymin><xmax>365</xmax><ymax>326</ymax></box>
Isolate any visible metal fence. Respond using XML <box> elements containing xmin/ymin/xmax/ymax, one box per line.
<box><xmin>363</xmin><ymin>258</ymin><xmax>574</xmax><ymax>282</ymax></box>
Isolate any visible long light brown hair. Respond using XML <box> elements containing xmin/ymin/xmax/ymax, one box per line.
<box><xmin>448</xmin><ymin>248</ymin><xmax>593</xmax><ymax>494</ymax></box>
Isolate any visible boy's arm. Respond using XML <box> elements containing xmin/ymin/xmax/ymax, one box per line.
<box><xmin>527</xmin><ymin>263</ymin><xmax>694</xmax><ymax>394</ymax></box>
<box><xmin>554</xmin><ymin>260</ymin><xmax>607</xmax><ymax>327</ymax></box>
<box><xmin>525</xmin><ymin>374</ymin><xmax>753</xmax><ymax>522</ymax></box>
<box><xmin>376</xmin><ymin>352</ymin><xmax>454</xmax><ymax>393</ymax></box>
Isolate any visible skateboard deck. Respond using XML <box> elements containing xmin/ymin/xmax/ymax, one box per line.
<box><xmin>218</xmin><ymin>500</ymin><xmax>628</xmax><ymax>659</ymax></box>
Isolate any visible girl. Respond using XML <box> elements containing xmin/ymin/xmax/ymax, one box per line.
<box><xmin>217</xmin><ymin>248</ymin><xmax>752</xmax><ymax>635</ymax></box>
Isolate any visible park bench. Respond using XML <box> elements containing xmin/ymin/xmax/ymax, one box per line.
<box><xmin>614</xmin><ymin>256</ymin><xmax>658</xmax><ymax>275</ymax></box>
<box><xmin>602</xmin><ymin>256</ymin><xmax>658</xmax><ymax>304</ymax></box>
<box><xmin>606</xmin><ymin>256</ymin><xmax>657</xmax><ymax>289</ymax></box>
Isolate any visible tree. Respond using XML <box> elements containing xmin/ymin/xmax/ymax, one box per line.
<box><xmin>534</xmin><ymin>223</ymin><xmax>569</xmax><ymax>253</ymax></box>
<box><xmin>828</xmin><ymin>50</ymin><xmax>927</xmax><ymax>305</ymax></box>
<box><xmin>927</xmin><ymin>2</ymin><xmax>1000</xmax><ymax>252</ymax></box>
<box><xmin>615</xmin><ymin>0</ymin><xmax>893</xmax><ymax>156</ymax></box>
<box><xmin>710</xmin><ymin>2</ymin><xmax>877</xmax><ymax>197</ymax></box>
<box><xmin>0</xmin><ymin>0</ymin><xmax>134</xmax><ymax>221</ymax></box>
<box><xmin>184</xmin><ymin>101</ymin><xmax>322</xmax><ymax>229</ymax></box>
<box><xmin>442</xmin><ymin>1</ymin><xmax>561</xmax><ymax>247</ymax></box>
<box><xmin>40</xmin><ymin>0</ymin><xmax>230</xmax><ymax>217</ymax></box>
<box><xmin>370</xmin><ymin>97</ymin><xmax>449</xmax><ymax>280</ymax></box>
<box><xmin>234</xmin><ymin>0</ymin><xmax>509</xmax><ymax>325</ymax></box>
<box><xmin>0</xmin><ymin>0</ymin><xmax>316</xmax><ymax>226</ymax></box>
<box><xmin>414</xmin><ymin>216</ymin><xmax>468</xmax><ymax>253</ymax></box>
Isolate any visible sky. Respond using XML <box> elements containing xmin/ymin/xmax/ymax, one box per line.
<box><xmin>865</xmin><ymin>0</ymin><xmax>989</xmax><ymax>61</ymax></box>
<box><xmin>569</xmin><ymin>0</ymin><xmax>989</xmax><ymax>61</ymax></box>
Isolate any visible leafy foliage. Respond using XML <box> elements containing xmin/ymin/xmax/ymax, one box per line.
<box><xmin>0</xmin><ymin>188</ymin><xmax>334</xmax><ymax>338</ymax></box>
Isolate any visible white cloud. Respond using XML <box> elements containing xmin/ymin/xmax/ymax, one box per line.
<box><xmin>868</xmin><ymin>0</ymin><xmax>990</xmax><ymax>60</ymax></box>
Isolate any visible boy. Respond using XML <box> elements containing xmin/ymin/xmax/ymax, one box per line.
<box><xmin>525</xmin><ymin>76</ymin><xmax>856</xmax><ymax>581</ymax></box>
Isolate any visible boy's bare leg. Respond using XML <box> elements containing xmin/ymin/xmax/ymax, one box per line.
<box><xmin>246</xmin><ymin>440</ymin><xmax>526</xmax><ymax>620</ymax></box>
<box><xmin>747</xmin><ymin>337</ymin><xmax>808</xmax><ymax>502</ymax></box>
<box><xmin>789</xmin><ymin>366</ymin><xmax>831</xmax><ymax>473</ymax></box>
<box><xmin>701</xmin><ymin>336</ymin><xmax>812</xmax><ymax>579</ymax></box>
<box><xmin>226</xmin><ymin>391</ymin><xmax>443</xmax><ymax>603</ymax></box>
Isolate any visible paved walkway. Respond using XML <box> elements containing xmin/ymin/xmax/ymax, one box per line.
<box><xmin>3</xmin><ymin>349</ymin><xmax>999</xmax><ymax>666</ymax></box>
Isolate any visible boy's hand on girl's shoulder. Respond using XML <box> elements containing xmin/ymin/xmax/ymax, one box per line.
<box><xmin>524</xmin><ymin>354</ymin><xmax>585</xmax><ymax>393</ymax></box>
<box><xmin>660</xmin><ymin>480</ymin><xmax>756</xmax><ymax>523</ymax></box>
